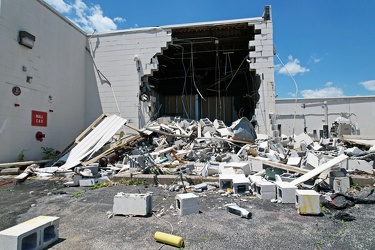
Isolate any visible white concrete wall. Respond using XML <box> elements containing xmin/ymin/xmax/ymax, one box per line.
<box><xmin>0</xmin><ymin>0</ymin><xmax>87</xmax><ymax>162</ymax></box>
<box><xmin>86</xmin><ymin>29</ymin><xmax>172</xmax><ymax>129</ymax></box>
<box><xmin>250</xmin><ymin>20</ymin><xmax>275</xmax><ymax>135</ymax></box>
<box><xmin>275</xmin><ymin>96</ymin><xmax>375</xmax><ymax>136</ymax></box>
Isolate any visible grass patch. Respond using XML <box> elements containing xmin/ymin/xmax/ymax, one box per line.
<box><xmin>88</xmin><ymin>182</ymin><xmax>111</xmax><ymax>190</ymax></box>
<box><xmin>118</xmin><ymin>178</ymin><xmax>145</xmax><ymax>186</ymax></box>
<box><xmin>73</xmin><ymin>191</ymin><xmax>85</xmax><ymax>198</ymax></box>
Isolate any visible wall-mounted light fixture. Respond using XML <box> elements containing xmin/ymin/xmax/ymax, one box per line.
<box><xmin>19</xmin><ymin>31</ymin><xmax>35</xmax><ymax>49</ymax></box>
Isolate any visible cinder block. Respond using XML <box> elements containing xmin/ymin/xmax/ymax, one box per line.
<box><xmin>79</xmin><ymin>178</ymin><xmax>95</xmax><ymax>187</ymax></box>
<box><xmin>250</xmin><ymin>158</ymin><xmax>264</xmax><ymax>172</ymax></box>
<box><xmin>213</xmin><ymin>119</ymin><xmax>226</xmax><ymax>129</ymax></box>
<box><xmin>0</xmin><ymin>216</ymin><xmax>60</xmax><ymax>250</ymax></box>
<box><xmin>175</xmin><ymin>193</ymin><xmax>199</xmax><ymax>216</ymax></box>
<box><xmin>287</xmin><ymin>157</ymin><xmax>301</xmax><ymax>166</ymax></box>
<box><xmin>217</xmin><ymin>127</ymin><xmax>233</xmax><ymax>137</ymax></box>
<box><xmin>303</xmin><ymin>152</ymin><xmax>319</xmax><ymax>170</ymax></box>
<box><xmin>232</xmin><ymin>175</ymin><xmax>250</xmax><ymax>194</ymax></box>
<box><xmin>295</xmin><ymin>190</ymin><xmax>321</xmax><ymax>215</ymax></box>
<box><xmin>113</xmin><ymin>193</ymin><xmax>152</xmax><ymax>216</ymax></box>
<box><xmin>223</xmin><ymin>162</ymin><xmax>251</xmax><ymax>176</ymax></box>
<box><xmin>330</xmin><ymin>176</ymin><xmax>350</xmax><ymax>193</ymax></box>
<box><xmin>219</xmin><ymin>174</ymin><xmax>236</xmax><ymax>189</ymax></box>
<box><xmin>255</xmin><ymin>181</ymin><xmax>276</xmax><ymax>200</ymax></box>
<box><xmin>276</xmin><ymin>182</ymin><xmax>297</xmax><ymax>203</ymax></box>
<box><xmin>295</xmin><ymin>133</ymin><xmax>314</xmax><ymax>146</ymax></box>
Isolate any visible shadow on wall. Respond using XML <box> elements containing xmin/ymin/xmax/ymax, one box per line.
<box><xmin>84</xmin><ymin>51</ymin><xmax>103</xmax><ymax>127</ymax></box>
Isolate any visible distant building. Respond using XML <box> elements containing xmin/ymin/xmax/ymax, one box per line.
<box><xmin>275</xmin><ymin>96</ymin><xmax>375</xmax><ymax>137</ymax></box>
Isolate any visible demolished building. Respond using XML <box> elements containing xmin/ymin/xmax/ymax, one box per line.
<box><xmin>0</xmin><ymin>0</ymin><xmax>275</xmax><ymax>162</ymax></box>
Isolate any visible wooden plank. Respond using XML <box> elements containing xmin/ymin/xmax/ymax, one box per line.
<box><xmin>290</xmin><ymin>154</ymin><xmax>348</xmax><ymax>186</ymax></box>
<box><xmin>248</xmin><ymin>156</ymin><xmax>309</xmax><ymax>175</ymax></box>
<box><xmin>81</xmin><ymin>134</ymin><xmax>141</xmax><ymax>166</ymax></box>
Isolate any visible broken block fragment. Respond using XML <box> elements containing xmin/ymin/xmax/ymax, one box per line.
<box><xmin>175</xmin><ymin>193</ymin><xmax>199</xmax><ymax>216</ymax></box>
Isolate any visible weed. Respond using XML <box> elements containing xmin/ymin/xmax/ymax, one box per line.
<box><xmin>73</xmin><ymin>191</ymin><xmax>85</xmax><ymax>198</ymax></box>
<box><xmin>320</xmin><ymin>203</ymin><xmax>327</xmax><ymax>213</ymax></box>
<box><xmin>41</xmin><ymin>147</ymin><xmax>57</xmax><ymax>159</ymax></box>
<box><xmin>118</xmin><ymin>178</ymin><xmax>145</xmax><ymax>186</ymax></box>
<box><xmin>18</xmin><ymin>150</ymin><xmax>25</xmax><ymax>162</ymax></box>
<box><xmin>88</xmin><ymin>182</ymin><xmax>111</xmax><ymax>190</ymax></box>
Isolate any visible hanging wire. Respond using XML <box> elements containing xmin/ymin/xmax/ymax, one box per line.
<box><xmin>189</xmin><ymin>41</ymin><xmax>206</xmax><ymax>101</ymax></box>
<box><xmin>87</xmin><ymin>35</ymin><xmax>122</xmax><ymax>117</ymax></box>
<box><xmin>171</xmin><ymin>44</ymin><xmax>190</xmax><ymax>118</ymax></box>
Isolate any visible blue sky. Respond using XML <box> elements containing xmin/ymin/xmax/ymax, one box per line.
<box><xmin>44</xmin><ymin>0</ymin><xmax>375</xmax><ymax>99</ymax></box>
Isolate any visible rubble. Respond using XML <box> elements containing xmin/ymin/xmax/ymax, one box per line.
<box><xmin>2</xmin><ymin>113</ymin><xmax>375</xmax><ymax>228</ymax></box>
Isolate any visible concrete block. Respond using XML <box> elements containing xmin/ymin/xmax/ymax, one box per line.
<box><xmin>255</xmin><ymin>181</ymin><xmax>276</xmax><ymax>200</ymax></box>
<box><xmin>295</xmin><ymin>133</ymin><xmax>314</xmax><ymax>146</ymax></box>
<box><xmin>85</xmin><ymin>165</ymin><xmax>99</xmax><ymax>175</ymax></box>
<box><xmin>250</xmin><ymin>158</ymin><xmax>265</xmax><ymax>172</ymax></box>
<box><xmin>217</xmin><ymin>127</ymin><xmax>233</xmax><ymax>137</ymax></box>
<box><xmin>113</xmin><ymin>193</ymin><xmax>152</xmax><ymax>216</ymax></box>
<box><xmin>232</xmin><ymin>175</ymin><xmax>250</xmax><ymax>194</ymax></box>
<box><xmin>295</xmin><ymin>190</ymin><xmax>321</xmax><ymax>215</ymax></box>
<box><xmin>219</xmin><ymin>166</ymin><xmax>236</xmax><ymax>175</ymax></box>
<box><xmin>213</xmin><ymin>119</ymin><xmax>226</xmax><ymax>129</ymax></box>
<box><xmin>73</xmin><ymin>175</ymin><xmax>83</xmax><ymax>186</ymax></box>
<box><xmin>199</xmin><ymin>118</ymin><xmax>213</xmax><ymax>127</ymax></box>
<box><xmin>287</xmin><ymin>157</ymin><xmax>301</xmax><ymax>166</ymax></box>
<box><xmin>330</xmin><ymin>176</ymin><xmax>350</xmax><ymax>193</ymax></box>
<box><xmin>276</xmin><ymin>182</ymin><xmax>297</xmax><ymax>203</ymax></box>
<box><xmin>219</xmin><ymin>174</ymin><xmax>236</xmax><ymax>189</ymax></box>
<box><xmin>79</xmin><ymin>178</ymin><xmax>95</xmax><ymax>187</ymax></box>
<box><xmin>303</xmin><ymin>152</ymin><xmax>319</xmax><ymax>170</ymax></box>
<box><xmin>223</xmin><ymin>162</ymin><xmax>251</xmax><ymax>176</ymax></box>
<box><xmin>347</xmin><ymin>159</ymin><xmax>373</xmax><ymax>174</ymax></box>
<box><xmin>0</xmin><ymin>216</ymin><xmax>59</xmax><ymax>250</ymax></box>
<box><xmin>175</xmin><ymin>193</ymin><xmax>199</xmax><ymax>216</ymax></box>
<box><xmin>202</xmin><ymin>126</ymin><xmax>216</xmax><ymax>134</ymax></box>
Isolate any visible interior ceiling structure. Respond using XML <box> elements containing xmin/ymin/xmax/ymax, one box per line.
<box><xmin>151</xmin><ymin>22</ymin><xmax>261</xmax><ymax>99</ymax></box>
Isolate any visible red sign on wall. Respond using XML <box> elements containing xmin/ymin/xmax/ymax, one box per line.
<box><xmin>31</xmin><ymin>111</ymin><xmax>47</xmax><ymax>127</ymax></box>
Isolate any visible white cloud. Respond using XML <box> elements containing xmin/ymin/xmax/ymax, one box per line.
<box><xmin>276</xmin><ymin>55</ymin><xmax>309</xmax><ymax>76</ymax></box>
<box><xmin>325</xmin><ymin>82</ymin><xmax>333</xmax><ymax>87</ymax></box>
<box><xmin>310</xmin><ymin>54</ymin><xmax>321</xmax><ymax>63</ymax></box>
<box><xmin>44</xmin><ymin>0</ymin><xmax>125</xmax><ymax>33</ymax></box>
<box><xmin>301</xmin><ymin>87</ymin><xmax>344</xmax><ymax>98</ymax></box>
<box><xmin>114</xmin><ymin>17</ymin><xmax>126</xmax><ymax>23</ymax></box>
<box><xmin>44</xmin><ymin>0</ymin><xmax>72</xmax><ymax>13</ymax></box>
<box><xmin>359</xmin><ymin>80</ymin><xmax>375</xmax><ymax>91</ymax></box>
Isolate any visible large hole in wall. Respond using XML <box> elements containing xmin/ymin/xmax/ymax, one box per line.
<box><xmin>149</xmin><ymin>22</ymin><xmax>261</xmax><ymax>124</ymax></box>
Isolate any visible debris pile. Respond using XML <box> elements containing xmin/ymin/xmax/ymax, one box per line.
<box><xmin>4</xmin><ymin>114</ymin><xmax>375</xmax><ymax>216</ymax></box>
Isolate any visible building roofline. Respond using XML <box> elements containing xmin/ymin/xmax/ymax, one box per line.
<box><xmin>92</xmin><ymin>17</ymin><xmax>265</xmax><ymax>37</ymax></box>
<box><xmin>276</xmin><ymin>95</ymin><xmax>375</xmax><ymax>103</ymax></box>
<box><xmin>37</xmin><ymin>0</ymin><xmax>87</xmax><ymax>35</ymax></box>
